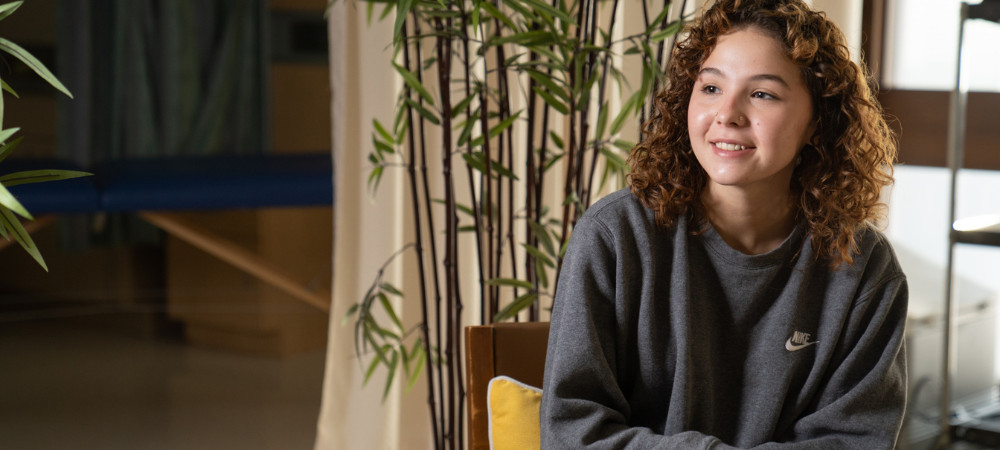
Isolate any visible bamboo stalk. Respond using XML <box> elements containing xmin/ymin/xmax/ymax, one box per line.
<box><xmin>584</xmin><ymin>0</ymin><xmax>620</xmax><ymax>207</ymax></box>
<box><xmin>434</xmin><ymin>16</ymin><xmax>458</xmax><ymax>449</ymax></box>
<box><xmin>400</xmin><ymin>20</ymin><xmax>443</xmax><ymax>450</ymax></box>
<box><xmin>410</xmin><ymin>14</ymin><xmax>448</xmax><ymax>446</ymax></box>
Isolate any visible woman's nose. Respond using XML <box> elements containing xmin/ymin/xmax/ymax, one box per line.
<box><xmin>715</xmin><ymin>99</ymin><xmax>746</xmax><ymax>126</ymax></box>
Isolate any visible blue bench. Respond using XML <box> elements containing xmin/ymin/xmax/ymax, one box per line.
<box><xmin>1</xmin><ymin>153</ymin><xmax>334</xmax><ymax>311</ymax></box>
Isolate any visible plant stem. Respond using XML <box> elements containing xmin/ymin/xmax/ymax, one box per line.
<box><xmin>401</xmin><ymin>20</ymin><xmax>442</xmax><ymax>450</ymax></box>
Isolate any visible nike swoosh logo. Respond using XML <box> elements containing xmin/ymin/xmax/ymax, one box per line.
<box><xmin>785</xmin><ymin>338</ymin><xmax>818</xmax><ymax>351</ymax></box>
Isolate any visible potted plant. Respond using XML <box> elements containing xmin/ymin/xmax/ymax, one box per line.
<box><xmin>0</xmin><ymin>0</ymin><xmax>90</xmax><ymax>270</ymax></box>
<box><xmin>333</xmin><ymin>0</ymin><xmax>687</xmax><ymax>447</ymax></box>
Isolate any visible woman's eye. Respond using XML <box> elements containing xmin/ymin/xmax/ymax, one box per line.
<box><xmin>701</xmin><ymin>85</ymin><xmax>719</xmax><ymax>94</ymax></box>
<box><xmin>752</xmin><ymin>91</ymin><xmax>775</xmax><ymax>100</ymax></box>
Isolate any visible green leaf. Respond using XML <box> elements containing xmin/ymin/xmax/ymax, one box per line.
<box><xmin>362</xmin><ymin>351</ymin><xmax>381</xmax><ymax>386</ymax></box>
<box><xmin>0</xmin><ymin>2</ymin><xmax>23</xmax><ymax>22</ymax></box>
<box><xmin>458</xmin><ymin>225</ymin><xmax>478</xmax><ymax>233</ymax></box>
<box><xmin>481</xmin><ymin>1</ymin><xmax>517</xmax><ymax>31</ymax></box>
<box><xmin>1</xmin><ymin>79</ymin><xmax>18</xmax><ymax>98</ymax></box>
<box><xmin>549</xmin><ymin>131</ymin><xmax>564</xmax><ymax>150</ymax></box>
<box><xmin>373</xmin><ymin>119</ymin><xmax>394</xmax><ymax>144</ymax></box>
<box><xmin>559</xmin><ymin>231</ymin><xmax>571</xmax><ymax>259</ymax></box>
<box><xmin>0</xmin><ymin>170</ymin><xmax>92</xmax><ymax>188</ymax></box>
<box><xmin>610</xmin><ymin>90</ymin><xmax>642</xmax><ymax>136</ymax></box>
<box><xmin>485</xmin><ymin>277</ymin><xmax>533</xmax><ymax>289</ymax></box>
<box><xmin>495</xmin><ymin>30</ymin><xmax>555</xmax><ymax>47</ymax></box>
<box><xmin>645</xmin><ymin>6</ymin><xmax>672</xmax><ymax>36</ymax></box>
<box><xmin>0</xmin><ymin>206</ymin><xmax>45</xmax><ymax>271</ymax></box>
<box><xmin>600</xmin><ymin>146</ymin><xmax>628</xmax><ymax>171</ymax></box>
<box><xmin>407</xmin><ymin>340</ymin><xmax>425</xmax><ymax>392</ymax></box>
<box><xmin>650</xmin><ymin>19</ymin><xmax>685</xmax><ymax>43</ymax></box>
<box><xmin>404</xmin><ymin>97</ymin><xmax>440</xmax><ymax>125</ymax></box>
<box><xmin>0</xmin><ymin>180</ymin><xmax>30</xmax><ymax>220</ymax></box>
<box><xmin>594</xmin><ymin>102</ymin><xmax>609</xmax><ymax>142</ymax></box>
<box><xmin>451</xmin><ymin>92</ymin><xmax>477</xmax><ymax>118</ymax></box>
<box><xmin>561</xmin><ymin>191</ymin><xmax>580</xmax><ymax>207</ymax></box>
<box><xmin>432</xmin><ymin>199</ymin><xmax>476</xmax><ymax>217</ymax></box>
<box><xmin>342</xmin><ymin>303</ymin><xmax>360</xmax><ymax>327</ymax></box>
<box><xmin>0</xmin><ymin>38</ymin><xmax>71</xmax><ymax>98</ymax></box>
<box><xmin>532</xmin><ymin>85</ymin><xmax>568</xmax><ymax>115</ymax></box>
<box><xmin>471</xmin><ymin>0</ymin><xmax>481</xmax><ymax>39</ymax></box>
<box><xmin>542</xmin><ymin>153</ymin><xmax>563</xmax><ymax>173</ymax></box>
<box><xmin>495</xmin><ymin>293</ymin><xmax>538</xmax><ymax>322</ymax></box>
<box><xmin>524</xmin><ymin>68</ymin><xmax>569</xmax><ymax>103</ymax></box>
<box><xmin>623</xmin><ymin>46</ymin><xmax>641</xmax><ymax>56</ymax></box>
<box><xmin>368</xmin><ymin>166</ymin><xmax>384</xmax><ymax>194</ymax></box>
<box><xmin>393</xmin><ymin>61</ymin><xmax>435</xmax><ymax>106</ymax></box>
<box><xmin>373</xmin><ymin>136</ymin><xmax>395</xmax><ymax>156</ymax></box>
<box><xmin>488</xmin><ymin>111</ymin><xmax>521</xmax><ymax>140</ymax></box>
<box><xmin>612</xmin><ymin>140</ymin><xmax>637</xmax><ymax>154</ymax></box>
<box><xmin>461</xmin><ymin>152</ymin><xmax>519</xmax><ymax>181</ymax></box>
<box><xmin>456</xmin><ymin>113</ymin><xmax>479</xmax><ymax>146</ymax></box>
<box><xmin>535</xmin><ymin>261</ymin><xmax>548</xmax><ymax>288</ymax></box>
<box><xmin>378</xmin><ymin>292</ymin><xmax>405</xmax><ymax>333</ymax></box>
<box><xmin>392</xmin><ymin>0</ymin><xmax>414</xmax><ymax>44</ymax></box>
<box><xmin>0</xmin><ymin>136</ymin><xmax>23</xmax><ymax>164</ymax></box>
<box><xmin>382</xmin><ymin>349</ymin><xmax>398</xmax><ymax>402</ymax></box>
<box><xmin>380</xmin><ymin>282</ymin><xmax>404</xmax><ymax>297</ymax></box>
<box><xmin>520</xmin><ymin>0</ymin><xmax>572</xmax><ymax>23</ymax></box>
<box><xmin>0</xmin><ymin>127</ymin><xmax>19</xmax><ymax>144</ymax></box>
<box><xmin>521</xmin><ymin>243</ymin><xmax>554</xmax><ymax>267</ymax></box>
<box><xmin>527</xmin><ymin>219</ymin><xmax>555</xmax><ymax>256</ymax></box>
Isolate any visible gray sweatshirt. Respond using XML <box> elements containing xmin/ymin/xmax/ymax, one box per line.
<box><xmin>540</xmin><ymin>189</ymin><xmax>907</xmax><ymax>449</ymax></box>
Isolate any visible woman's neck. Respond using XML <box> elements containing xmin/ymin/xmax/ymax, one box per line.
<box><xmin>702</xmin><ymin>183</ymin><xmax>798</xmax><ymax>255</ymax></box>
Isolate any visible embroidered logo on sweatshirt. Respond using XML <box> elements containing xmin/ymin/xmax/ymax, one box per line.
<box><xmin>785</xmin><ymin>331</ymin><xmax>818</xmax><ymax>351</ymax></box>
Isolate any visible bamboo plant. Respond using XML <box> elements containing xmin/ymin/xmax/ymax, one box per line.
<box><xmin>0</xmin><ymin>1</ymin><xmax>90</xmax><ymax>271</ymax></box>
<box><xmin>335</xmin><ymin>0</ymin><xmax>688</xmax><ymax>448</ymax></box>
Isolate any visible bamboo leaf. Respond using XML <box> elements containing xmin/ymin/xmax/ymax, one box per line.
<box><xmin>457</xmin><ymin>113</ymin><xmax>479</xmax><ymax>146</ymax></box>
<box><xmin>600</xmin><ymin>146</ymin><xmax>628</xmax><ymax>171</ymax></box>
<box><xmin>485</xmin><ymin>277</ymin><xmax>533</xmax><ymax>289</ymax></box>
<box><xmin>549</xmin><ymin>131</ymin><xmax>564</xmax><ymax>150</ymax></box>
<box><xmin>0</xmin><ymin>170</ymin><xmax>92</xmax><ymax>188</ymax></box>
<box><xmin>362</xmin><ymin>352</ymin><xmax>381</xmax><ymax>386</ymax></box>
<box><xmin>488</xmin><ymin>111</ymin><xmax>521</xmax><ymax>139</ymax></box>
<box><xmin>0</xmin><ymin>127</ymin><xmax>19</xmax><ymax>144</ymax></box>
<box><xmin>458</xmin><ymin>225</ymin><xmax>478</xmax><ymax>233</ymax></box>
<box><xmin>378</xmin><ymin>292</ymin><xmax>405</xmax><ymax>334</ymax></box>
<box><xmin>527</xmin><ymin>219</ymin><xmax>555</xmax><ymax>256</ymax></box>
<box><xmin>644</xmin><ymin>7</ymin><xmax>672</xmax><ymax>36</ymax></box>
<box><xmin>535</xmin><ymin>261</ymin><xmax>548</xmax><ymax>288</ymax></box>
<box><xmin>494</xmin><ymin>293</ymin><xmax>538</xmax><ymax>322</ymax></box>
<box><xmin>650</xmin><ymin>19</ymin><xmax>685</xmax><ymax>43</ymax></box>
<box><xmin>407</xmin><ymin>341</ymin><xmax>425</xmax><ymax>392</ymax></box>
<box><xmin>368</xmin><ymin>166</ymin><xmax>384</xmax><ymax>194</ymax></box>
<box><xmin>522</xmin><ymin>243</ymin><xmax>554</xmax><ymax>267</ymax></box>
<box><xmin>610</xmin><ymin>90</ymin><xmax>641</xmax><ymax>136</ymax></box>
<box><xmin>623</xmin><ymin>46</ymin><xmax>641</xmax><ymax>56</ymax></box>
<box><xmin>495</xmin><ymin>30</ymin><xmax>554</xmax><ymax>47</ymax></box>
<box><xmin>0</xmin><ymin>136</ymin><xmax>23</xmax><ymax>164</ymax></box>
<box><xmin>432</xmin><ymin>199</ymin><xmax>475</xmax><ymax>217</ymax></box>
<box><xmin>380</xmin><ymin>282</ymin><xmax>404</xmax><ymax>297</ymax></box>
<box><xmin>1</xmin><ymin>79</ymin><xmax>17</xmax><ymax>98</ymax></box>
<box><xmin>0</xmin><ymin>180</ymin><xmax>30</xmax><ymax>220</ymax></box>
<box><xmin>524</xmin><ymin>68</ymin><xmax>569</xmax><ymax>103</ymax></box>
<box><xmin>532</xmin><ymin>85</ymin><xmax>568</xmax><ymax>115</ymax></box>
<box><xmin>0</xmin><ymin>38</ymin><xmax>71</xmax><ymax>98</ymax></box>
<box><xmin>471</xmin><ymin>0</ymin><xmax>481</xmax><ymax>38</ymax></box>
<box><xmin>373</xmin><ymin>119</ymin><xmax>394</xmax><ymax>143</ymax></box>
<box><xmin>393</xmin><ymin>61</ymin><xmax>435</xmax><ymax>106</ymax></box>
<box><xmin>520</xmin><ymin>0</ymin><xmax>571</xmax><ymax>23</ymax></box>
<box><xmin>0</xmin><ymin>1</ymin><xmax>22</xmax><ymax>22</ymax></box>
<box><xmin>481</xmin><ymin>1</ymin><xmax>517</xmax><ymax>31</ymax></box>
<box><xmin>342</xmin><ymin>303</ymin><xmax>360</xmax><ymax>327</ymax></box>
<box><xmin>594</xmin><ymin>102</ymin><xmax>609</xmax><ymax>142</ymax></box>
<box><xmin>373</xmin><ymin>136</ymin><xmax>395</xmax><ymax>155</ymax></box>
<box><xmin>542</xmin><ymin>153</ymin><xmax>563</xmax><ymax>173</ymax></box>
<box><xmin>612</xmin><ymin>140</ymin><xmax>637</xmax><ymax>154</ymax></box>
<box><xmin>0</xmin><ymin>206</ymin><xmax>45</xmax><ymax>271</ymax></box>
<box><xmin>382</xmin><ymin>349</ymin><xmax>398</xmax><ymax>402</ymax></box>
<box><xmin>559</xmin><ymin>231</ymin><xmax>571</xmax><ymax>259</ymax></box>
<box><xmin>561</xmin><ymin>191</ymin><xmax>579</xmax><ymax>207</ymax></box>
<box><xmin>404</xmin><ymin>97</ymin><xmax>440</xmax><ymax>125</ymax></box>
<box><xmin>392</xmin><ymin>0</ymin><xmax>414</xmax><ymax>43</ymax></box>
<box><xmin>451</xmin><ymin>92</ymin><xmax>477</xmax><ymax>118</ymax></box>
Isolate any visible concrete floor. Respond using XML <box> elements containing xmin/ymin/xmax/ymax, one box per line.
<box><xmin>0</xmin><ymin>314</ymin><xmax>325</xmax><ymax>450</ymax></box>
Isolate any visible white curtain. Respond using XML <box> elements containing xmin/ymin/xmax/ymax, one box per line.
<box><xmin>316</xmin><ymin>1</ymin><xmax>861</xmax><ymax>449</ymax></box>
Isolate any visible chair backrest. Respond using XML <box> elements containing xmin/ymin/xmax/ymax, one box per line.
<box><xmin>465</xmin><ymin>321</ymin><xmax>550</xmax><ymax>450</ymax></box>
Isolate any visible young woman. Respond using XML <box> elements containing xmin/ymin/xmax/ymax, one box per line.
<box><xmin>540</xmin><ymin>0</ymin><xmax>907</xmax><ymax>448</ymax></box>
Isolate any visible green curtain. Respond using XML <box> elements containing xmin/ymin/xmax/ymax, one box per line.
<box><xmin>56</xmin><ymin>0</ymin><xmax>268</xmax><ymax>245</ymax></box>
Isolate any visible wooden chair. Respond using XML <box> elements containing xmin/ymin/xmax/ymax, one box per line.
<box><xmin>464</xmin><ymin>321</ymin><xmax>550</xmax><ymax>450</ymax></box>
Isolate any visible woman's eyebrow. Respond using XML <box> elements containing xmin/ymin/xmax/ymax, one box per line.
<box><xmin>698</xmin><ymin>67</ymin><xmax>790</xmax><ymax>89</ymax></box>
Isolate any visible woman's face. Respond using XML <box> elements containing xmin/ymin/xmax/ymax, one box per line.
<box><xmin>687</xmin><ymin>27</ymin><xmax>815</xmax><ymax>194</ymax></box>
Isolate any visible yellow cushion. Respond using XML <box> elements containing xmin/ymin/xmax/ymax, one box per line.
<box><xmin>488</xmin><ymin>376</ymin><xmax>543</xmax><ymax>450</ymax></box>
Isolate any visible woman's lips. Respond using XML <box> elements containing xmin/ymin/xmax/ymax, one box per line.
<box><xmin>712</xmin><ymin>141</ymin><xmax>755</xmax><ymax>151</ymax></box>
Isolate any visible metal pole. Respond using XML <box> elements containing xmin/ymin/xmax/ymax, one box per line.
<box><xmin>936</xmin><ymin>2</ymin><xmax>970</xmax><ymax>448</ymax></box>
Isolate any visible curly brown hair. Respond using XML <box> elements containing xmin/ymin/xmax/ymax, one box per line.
<box><xmin>628</xmin><ymin>0</ymin><xmax>896</xmax><ymax>267</ymax></box>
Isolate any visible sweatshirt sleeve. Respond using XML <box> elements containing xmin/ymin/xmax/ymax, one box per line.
<box><xmin>540</xmin><ymin>217</ymin><xmax>908</xmax><ymax>450</ymax></box>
